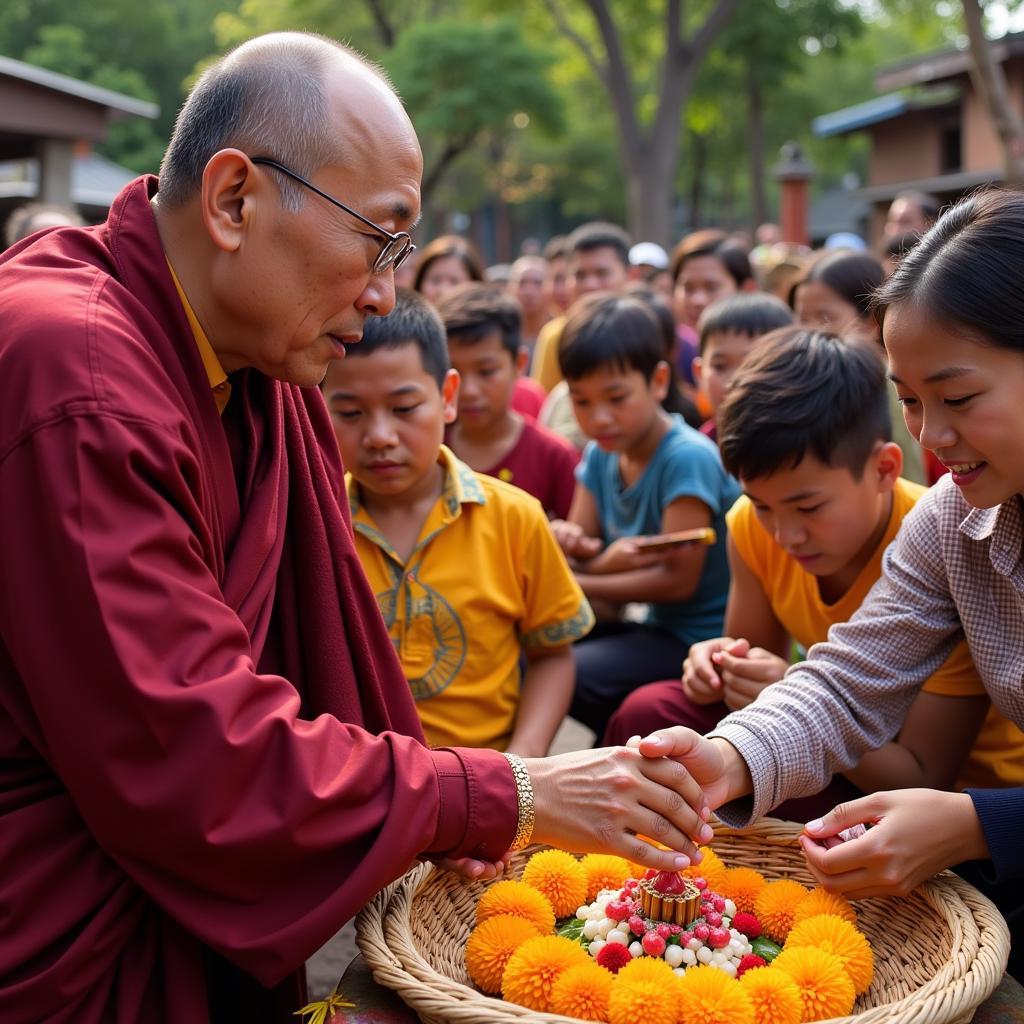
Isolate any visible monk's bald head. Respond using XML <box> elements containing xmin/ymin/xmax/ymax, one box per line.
<box><xmin>158</xmin><ymin>32</ymin><xmax>408</xmax><ymax>210</ymax></box>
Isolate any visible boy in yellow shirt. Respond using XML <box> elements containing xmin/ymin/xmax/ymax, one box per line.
<box><xmin>323</xmin><ymin>290</ymin><xmax>594</xmax><ymax>754</ymax></box>
<box><xmin>607</xmin><ymin>328</ymin><xmax>1024</xmax><ymax>813</ymax></box>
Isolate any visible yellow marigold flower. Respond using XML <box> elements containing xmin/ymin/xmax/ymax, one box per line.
<box><xmin>754</xmin><ymin>879</ymin><xmax>809</xmax><ymax>942</ymax></box>
<box><xmin>615</xmin><ymin>955</ymin><xmax>677</xmax><ymax>985</ymax></box>
<box><xmin>786</xmin><ymin>914</ymin><xmax>874</xmax><ymax>995</ymax></box>
<box><xmin>739</xmin><ymin>964</ymin><xmax>803</xmax><ymax>1024</ymax></box>
<box><xmin>549</xmin><ymin>961</ymin><xmax>614</xmax><ymax>1021</ymax></box>
<box><xmin>792</xmin><ymin>888</ymin><xmax>857</xmax><ymax>928</ymax></box>
<box><xmin>580</xmin><ymin>853</ymin><xmax>632</xmax><ymax>900</ymax></box>
<box><xmin>720</xmin><ymin>867</ymin><xmax>767</xmax><ymax>914</ymax></box>
<box><xmin>521</xmin><ymin>849</ymin><xmax>589</xmax><ymax>918</ymax></box>
<box><xmin>773</xmin><ymin>946</ymin><xmax>856</xmax><ymax>1021</ymax></box>
<box><xmin>685</xmin><ymin>846</ymin><xmax>727</xmax><ymax>889</ymax></box>
<box><xmin>676</xmin><ymin>964</ymin><xmax>755</xmax><ymax>1024</ymax></box>
<box><xmin>464</xmin><ymin>914</ymin><xmax>540</xmax><ymax>995</ymax></box>
<box><xmin>476</xmin><ymin>880</ymin><xmax>554</xmax><ymax>934</ymax></box>
<box><xmin>501</xmin><ymin>935</ymin><xmax>590</xmax><ymax>1012</ymax></box>
<box><xmin>607</xmin><ymin>976</ymin><xmax>677</xmax><ymax>1024</ymax></box>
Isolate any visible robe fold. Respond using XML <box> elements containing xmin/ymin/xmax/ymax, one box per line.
<box><xmin>0</xmin><ymin>176</ymin><xmax>517</xmax><ymax>1023</ymax></box>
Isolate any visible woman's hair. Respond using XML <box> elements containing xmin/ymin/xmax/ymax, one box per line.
<box><xmin>412</xmin><ymin>235</ymin><xmax>484</xmax><ymax>292</ymax></box>
<box><xmin>558</xmin><ymin>292</ymin><xmax>666</xmax><ymax>383</ymax></box>
<box><xmin>669</xmin><ymin>229</ymin><xmax>753</xmax><ymax>287</ymax></box>
<box><xmin>873</xmin><ymin>188</ymin><xmax>1024</xmax><ymax>351</ymax></box>
<box><xmin>796</xmin><ymin>249</ymin><xmax>884</xmax><ymax>320</ymax></box>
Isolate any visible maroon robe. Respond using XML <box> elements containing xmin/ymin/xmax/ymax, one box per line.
<box><xmin>0</xmin><ymin>177</ymin><xmax>516</xmax><ymax>1023</ymax></box>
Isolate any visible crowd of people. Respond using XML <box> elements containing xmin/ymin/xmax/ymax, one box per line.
<box><xmin>1</xmin><ymin>29</ymin><xmax>1022</xmax><ymax>1024</ymax></box>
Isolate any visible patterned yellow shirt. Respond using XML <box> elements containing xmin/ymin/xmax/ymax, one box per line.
<box><xmin>347</xmin><ymin>446</ymin><xmax>594</xmax><ymax>750</ymax></box>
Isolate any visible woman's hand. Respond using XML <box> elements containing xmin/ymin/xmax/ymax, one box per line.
<box><xmin>799</xmin><ymin>789</ymin><xmax>990</xmax><ymax>899</ymax></box>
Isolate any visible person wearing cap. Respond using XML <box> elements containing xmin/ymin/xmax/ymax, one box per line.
<box><xmin>629</xmin><ymin>241</ymin><xmax>672</xmax><ymax>298</ymax></box>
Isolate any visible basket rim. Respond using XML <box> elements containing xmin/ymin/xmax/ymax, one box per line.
<box><xmin>356</xmin><ymin>820</ymin><xmax>1011</xmax><ymax>1024</ymax></box>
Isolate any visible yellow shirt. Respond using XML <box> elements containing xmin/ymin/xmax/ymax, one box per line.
<box><xmin>348</xmin><ymin>446</ymin><xmax>594</xmax><ymax>750</ymax></box>
<box><xmin>727</xmin><ymin>479</ymin><xmax>1024</xmax><ymax>789</ymax></box>
<box><xmin>167</xmin><ymin>260</ymin><xmax>231</xmax><ymax>414</ymax></box>
<box><xmin>530</xmin><ymin>316</ymin><xmax>566</xmax><ymax>394</ymax></box>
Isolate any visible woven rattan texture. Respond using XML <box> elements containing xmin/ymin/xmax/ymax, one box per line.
<box><xmin>356</xmin><ymin>819</ymin><xmax>1010</xmax><ymax>1024</ymax></box>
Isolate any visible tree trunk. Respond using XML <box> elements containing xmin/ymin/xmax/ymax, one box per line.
<box><xmin>962</xmin><ymin>0</ymin><xmax>1024</xmax><ymax>187</ymax></box>
<box><xmin>746</xmin><ymin>65</ymin><xmax>767</xmax><ymax>230</ymax></box>
<box><xmin>624</xmin><ymin>145</ymin><xmax>676</xmax><ymax>247</ymax></box>
<box><xmin>688</xmin><ymin>132</ymin><xmax>708</xmax><ymax>230</ymax></box>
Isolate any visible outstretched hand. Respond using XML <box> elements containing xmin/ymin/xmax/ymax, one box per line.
<box><xmin>525</xmin><ymin>745</ymin><xmax>715</xmax><ymax>872</ymax></box>
<box><xmin>799</xmin><ymin>789</ymin><xmax>989</xmax><ymax>899</ymax></box>
<box><xmin>635</xmin><ymin>727</ymin><xmax>745</xmax><ymax>812</ymax></box>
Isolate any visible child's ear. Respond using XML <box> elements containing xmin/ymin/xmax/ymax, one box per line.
<box><xmin>515</xmin><ymin>345</ymin><xmax>529</xmax><ymax>376</ymax></box>
<box><xmin>691</xmin><ymin>355</ymin><xmax>704</xmax><ymax>389</ymax></box>
<box><xmin>651</xmin><ymin>360</ymin><xmax>671</xmax><ymax>403</ymax></box>
<box><xmin>872</xmin><ymin>440</ymin><xmax>903</xmax><ymax>491</ymax></box>
<box><xmin>741</xmin><ymin>278</ymin><xmax>758</xmax><ymax>294</ymax></box>
<box><xmin>441</xmin><ymin>369</ymin><xmax>460</xmax><ymax>424</ymax></box>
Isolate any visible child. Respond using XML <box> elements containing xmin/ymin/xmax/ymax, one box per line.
<box><xmin>323</xmin><ymin>290</ymin><xmax>594</xmax><ymax>755</ymax></box>
<box><xmin>792</xmin><ymin>248</ymin><xmax>929</xmax><ymax>485</ymax></box>
<box><xmin>551</xmin><ymin>292</ymin><xmax>741</xmax><ymax>737</ymax></box>
<box><xmin>436</xmin><ymin>282</ymin><xmax>579</xmax><ymax>520</ymax></box>
<box><xmin>691</xmin><ymin>292</ymin><xmax>794</xmax><ymax>442</ymax></box>
<box><xmin>609</xmin><ymin>328</ymin><xmax>1024</xmax><ymax>818</ymax></box>
<box><xmin>641</xmin><ymin>190</ymin><xmax>1024</xmax><ymax>974</ymax></box>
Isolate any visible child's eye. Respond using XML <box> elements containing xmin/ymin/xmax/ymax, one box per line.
<box><xmin>394</xmin><ymin>404</ymin><xmax>420</xmax><ymax>415</ymax></box>
<box><xmin>944</xmin><ymin>394</ymin><xmax>976</xmax><ymax>408</ymax></box>
<box><xmin>797</xmin><ymin>503</ymin><xmax>824</xmax><ymax>515</ymax></box>
<box><xmin>895</xmin><ymin>395</ymin><xmax>917</xmax><ymax>408</ymax></box>
<box><xmin>333</xmin><ymin>409</ymin><xmax>361</xmax><ymax>421</ymax></box>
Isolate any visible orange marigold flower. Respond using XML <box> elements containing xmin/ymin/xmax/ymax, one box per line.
<box><xmin>786</xmin><ymin>914</ymin><xmax>874</xmax><ymax>995</ymax></box>
<box><xmin>773</xmin><ymin>946</ymin><xmax>856</xmax><ymax>1021</ymax></box>
<box><xmin>615</xmin><ymin>956</ymin><xmax>677</xmax><ymax>986</ymax></box>
<box><xmin>501</xmin><ymin>935</ymin><xmax>590</xmax><ymax>1012</ymax></box>
<box><xmin>720</xmin><ymin>867</ymin><xmax>768</xmax><ymax>914</ymax></box>
<box><xmin>549</xmin><ymin>961</ymin><xmax>614</xmax><ymax>1021</ymax></box>
<box><xmin>580</xmin><ymin>854</ymin><xmax>632</xmax><ymax>901</ymax></box>
<box><xmin>521</xmin><ymin>849</ymin><xmax>588</xmax><ymax>918</ymax></box>
<box><xmin>685</xmin><ymin>846</ymin><xmax>727</xmax><ymax>889</ymax></box>
<box><xmin>607</xmin><ymin>976</ymin><xmax>677</xmax><ymax>1024</ymax></box>
<box><xmin>754</xmin><ymin>879</ymin><xmax>809</xmax><ymax>942</ymax></box>
<box><xmin>792</xmin><ymin>888</ymin><xmax>857</xmax><ymax>928</ymax></box>
<box><xmin>676</xmin><ymin>964</ymin><xmax>755</xmax><ymax>1024</ymax></box>
<box><xmin>739</xmin><ymin>964</ymin><xmax>803</xmax><ymax>1024</ymax></box>
<box><xmin>476</xmin><ymin>880</ymin><xmax>554</xmax><ymax>934</ymax></box>
<box><xmin>464</xmin><ymin>914</ymin><xmax>540</xmax><ymax>995</ymax></box>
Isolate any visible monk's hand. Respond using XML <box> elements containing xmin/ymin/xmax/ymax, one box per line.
<box><xmin>637</xmin><ymin>728</ymin><xmax>750</xmax><ymax>812</ymax></box>
<box><xmin>799</xmin><ymin>790</ymin><xmax>989</xmax><ymax>900</ymax></box>
<box><xmin>435</xmin><ymin>854</ymin><xmax>512</xmax><ymax>881</ymax></box>
<box><xmin>524</xmin><ymin>746</ymin><xmax>712</xmax><ymax>871</ymax></box>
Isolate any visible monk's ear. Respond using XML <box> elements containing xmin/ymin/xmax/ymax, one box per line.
<box><xmin>200</xmin><ymin>150</ymin><xmax>260</xmax><ymax>253</ymax></box>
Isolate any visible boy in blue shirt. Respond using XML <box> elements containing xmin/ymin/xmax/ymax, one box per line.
<box><xmin>550</xmin><ymin>292</ymin><xmax>740</xmax><ymax>736</ymax></box>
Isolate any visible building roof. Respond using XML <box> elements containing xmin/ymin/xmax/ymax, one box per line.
<box><xmin>0</xmin><ymin>55</ymin><xmax>158</xmax><ymax>120</ymax></box>
<box><xmin>813</xmin><ymin>89</ymin><xmax>959</xmax><ymax>139</ymax></box>
<box><xmin>875</xmin><ymin>32</ymin><xmax>1024</xmax><ymax>92</ymax></box>
<box><xmin>0</xmin><ymin>151</ymin><xmax>140</xmax><ymax>207</ymax></box>
<box><xmin>858</xmin><ymin>167</ymin><xmax>1002</xmax><ymax>204</ymax></box>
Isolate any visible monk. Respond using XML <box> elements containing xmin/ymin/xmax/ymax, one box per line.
<box><xmin>0</xmin><ymin>33</ymin><xmax>709</xmax><ymax>1024</ymax></box>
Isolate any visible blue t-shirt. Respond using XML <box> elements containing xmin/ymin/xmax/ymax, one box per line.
<box><xmin>577</xmin><ymin>415</ymin><xmax>741</xmax><ymax>645</ymax></box>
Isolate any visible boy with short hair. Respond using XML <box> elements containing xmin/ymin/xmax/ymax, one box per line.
<box><xmin>692</xmin><ymin>292</ymin><xmax>794</xmax><ymax>442</ymax></box>
<box><xmin>551</xmin><ymin>292</ymin><xmax>740</xmax><ymax>738</ymax></box>
<box><xmin>607</xmin><ymin>328</ymin><xmax>1024</xmax><ymax>810</ymax></box>
<box><xmin>323</xmin><ymin>290</ymin><xmax>594</xmax><ymax>756</ymax></box>
<box><xmin>436</xmin><ymin>282</ymin><xmax>579</xmax><ymax>520</ymax></box>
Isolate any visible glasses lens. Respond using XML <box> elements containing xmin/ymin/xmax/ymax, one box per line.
<box><xmin>375</xmin><ymin>235</ymin><xmax>413</xmax><ymax>274</ymax></box>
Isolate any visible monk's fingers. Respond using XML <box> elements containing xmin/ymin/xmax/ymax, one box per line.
<box><xmin>636</xmin><ymin>752</ymin><xmax>710</xmax><ymax>822</ymax></box>
<box><xmin>617</xmin><ymin>832</ymin><xmax>702</xmax><ymax>873</ymax></box>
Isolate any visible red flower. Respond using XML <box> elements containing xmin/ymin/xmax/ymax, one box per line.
<box><xmin>732</xmin><ymin>912</ymin><xmax>762</xmax><ymax>939</ymax></box>
<box><xmin>596</xmin><ymin>943</ymin><xmax>633</xmax><ymax>973</ymax></box>
<box><xmin>736</xmin><ymin>954</ymin><xmax>768</xmax><ymax>977</ymax></box>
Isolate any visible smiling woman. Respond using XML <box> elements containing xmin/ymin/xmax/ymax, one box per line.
<box><xmin>637</xmin><ymin>188</ymin><xmax>1024</xmax><ymax>982</ymax></box>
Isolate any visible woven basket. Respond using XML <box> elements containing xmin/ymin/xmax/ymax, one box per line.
<box><xmin>356</xmin><ymin>819</ymin><xmax>1010</xmax><ymax>1024</ymax></box>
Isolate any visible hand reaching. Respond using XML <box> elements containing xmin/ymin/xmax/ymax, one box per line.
<box><xmin>799</xmin><ymin>789</ymin><xmax>989</xmax><ymax>899</ymax></box>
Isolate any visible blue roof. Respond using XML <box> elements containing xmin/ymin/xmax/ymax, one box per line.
<box><xmin>812</xmin><ymin>93</ymin><xmax>908</xmax><ymax>138</ymax></box>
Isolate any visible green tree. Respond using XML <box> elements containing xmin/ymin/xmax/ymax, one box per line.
<box><xmin>387</xmin><ymin>18</ymin><xmax>564</xmax><ymax>204</ymax></box>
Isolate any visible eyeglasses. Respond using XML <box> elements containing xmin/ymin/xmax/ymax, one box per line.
<box><xmin>250</xmin><ymin>156</ymin><xmax>416</xmax><ymax>275</ymax></box>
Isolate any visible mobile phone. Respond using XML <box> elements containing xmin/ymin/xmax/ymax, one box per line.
<box><xmin>632</xmin><ymin>527</ymin><xmax>717</xmax><ymax>551</ymax></box>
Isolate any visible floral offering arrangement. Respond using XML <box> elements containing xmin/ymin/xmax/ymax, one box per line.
<box><xmin>463</xmin><ymin>847</ymin><xmax>874</xmax><ymax>1024</ymax></box>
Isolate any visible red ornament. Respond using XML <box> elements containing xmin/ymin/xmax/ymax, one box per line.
<box><xmin>731</xmin><ymin>912</ymin><xmax>762</xmax><ymax>939</ymax></box>
<box><xmin>736</xmin><ymin>954</ymin><xmax>768</xmax><ymax>977</ymax></box>
<box><xmin>596</xmin><ymin>943</ymin><xmax>633</xmax><ymax>973</ymax></box>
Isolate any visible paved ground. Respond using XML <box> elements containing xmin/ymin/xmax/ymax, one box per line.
<box><xmin>306</xmin><ymin>717</ymin><xmax>595</xmax><ymax>998</ymax></box>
